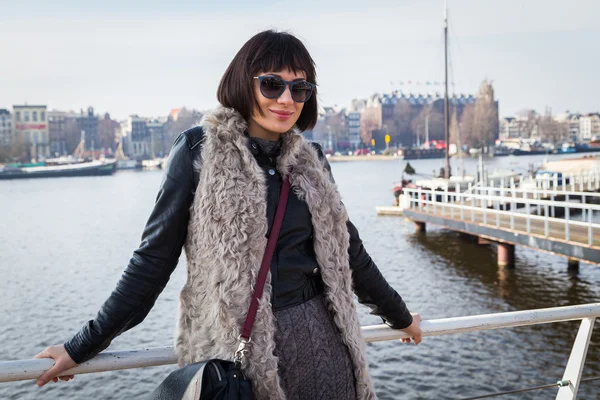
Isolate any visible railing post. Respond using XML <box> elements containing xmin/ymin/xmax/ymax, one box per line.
<box><xmin>460</xmin><ymin>185</ymin><xmax>465</xmax><ymax>221</ymax></box>
<box><xmin>551</xmin><ymin>194</ymin><xmax>555</xmax><ymax>218</ymax></box>
<box><xmin>565</xmin><ymin>194</ymin><xmax>570</xmax><ymax>241</ymax></box>
<box><xmin>555</xmin><ymin>317</ymin><xmax>596</xmax><ymax>400</ymax></box>
<box><xmin>418</xmin><ymin>187</ymin><xmax>423</xmax><ymax>211</ymax></box>
<box><xmin>510</xmin><ymin>185</ymin><xmax>515</xmax><ymax>230</ymax></box>
<box><xmin>588</xmin><ymin>206</ymin><xmax>593</xmax><ymax>246</ymax></box>
<box><xmin>496</xmin><ymin>190</ymin><xmax>500</xmax><ymax>228</ymax></box>
<box><xmin>433</xmin><ymin>189</ymin><xmax>437</xmax><ymax>215</ymax></box>
<box><xmin>544</xmin><ymin>202</ymin><xmax>549</xmax><ymax>237</ymax></box>
<box><xmin>470</xmin><ymin>184</ymin><xmax>475</xmax><ymax>223</ymax></box>
<box><xmin>483</xmin><ymin>188</ymin><xmax>488</xmax><ymax>225</ymax></box>
<box><xmin>526</xmin><ymin>199</ymin><xmax>531</xmax><ymax>233</ymax></box>
<box><xmin>444</xmin><ymin>186</ymin><xmax>448</xmax><ymax>217</ymax></box>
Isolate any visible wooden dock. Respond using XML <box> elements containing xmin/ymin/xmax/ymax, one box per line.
<box><xmin>401</xmin><ymin>185</ymin><xmax>600</xmax><ymax>268</ymax></box>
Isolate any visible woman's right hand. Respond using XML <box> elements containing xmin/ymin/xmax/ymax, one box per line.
<box><xmin>34</xmin><ymin>345</ymin><xmax>78</xmax><ymax>386</ymax></box>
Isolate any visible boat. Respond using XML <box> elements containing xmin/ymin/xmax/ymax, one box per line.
<box><xmin>397</xmin><ymin>148</ymin><xmax>446</xmax><ymax>160</ymax></box>
<box><xmin>141</xmin><ymin>158</ymin><xmax>166</xmax><ymax>169</ymax></box>
<box><xmin>0</xmin><ymin>132</ymin><xmax>117</xmax><ymax>180</ymax></box>
<box><xmin>0</xmin><ymin>159</ymin><xmax>116</xmax><ymax>180</ymax></box>
<box><xmin>114</xmin><ymin>140</ymin><xmax>142</xmax><ymax>170</ymax></box>
<box><xmin>116</xmin><ymin>159</ymin><xmax>140</xmax><ymax>170</ymax></box>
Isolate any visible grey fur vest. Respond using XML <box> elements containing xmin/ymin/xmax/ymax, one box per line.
<box><xmin>175</xmin><ymin>107</ymin><xmax>376</xmax><ymax>400</ymax></box>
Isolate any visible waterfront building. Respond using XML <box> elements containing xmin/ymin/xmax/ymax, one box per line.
<box><xmin>13</xmin><ymin>104</ymin><xmax>49</xmax><ymax>159</ymax></box>
<box><xmin>0</xmin><ymin>109</ymin><xmax>13</xmax><ymax>147</ymax></box>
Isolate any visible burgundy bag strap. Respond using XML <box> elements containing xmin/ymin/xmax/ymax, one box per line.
<box><xmin>239</xmin><ymin>172</ymin><xmax>291</xmax><ymax>341</ymax></box>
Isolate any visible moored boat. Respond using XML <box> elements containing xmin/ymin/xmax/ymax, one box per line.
<box><xmin>0</xmin><ymin>159</ymin><xmax>116</xmax><ymax>180</ymax></box>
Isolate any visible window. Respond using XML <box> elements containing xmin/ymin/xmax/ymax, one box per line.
<box><xmin>34</xmin><ymin>132</ymin><xmax>39</xmax><ymax>144</ymax></box>
<box><xmin>25</xmin><ymin>131</ymin><xmax>31</xmax><ymax>143</ymax></box>
<box><xmin>41</xmin><ymin>111</ymin><xmax>45</xmax><ymax>121</ymax></box>
<box><xmin>15</xmin><ymin>111</ymin><xmax>20</xmax><ymax>122</ymax></box>
<box><xmin>24</xmin><ymin>111</ymin><xmax>30</xmax><ymax>122</ymax></box>
<box><xmin>33</xmin><ymin>111</ymin><xmax>38</xmax><ymax>122</ymax></box>
<box><xmin>42</xmin><ymin>132</ymin><xmax>47</xmax><ymax>142</ymax></box>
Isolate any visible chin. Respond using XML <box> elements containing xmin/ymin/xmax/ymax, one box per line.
<box><xmin>266</xmin><ymin>119</ymin><xmax>296</xmax><ymax>134</ymax></box>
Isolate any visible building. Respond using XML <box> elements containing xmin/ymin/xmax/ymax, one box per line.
<box><xmin>13</xmin><ymin>104</ymin><xmax>50</xmax><ymax>159</ymax></box>
<box><xmin>97</xmin><ymin>113</ymin><xmax>120</xmax><ymax>152</ymax></box>
<box><xmin>120</xmin><ymin>115</ymin><xmax>167</xmax><ymax>158</ymax></box>
<box><xmin>74</xmin><ymin>107</ymin><xmax>99</xmax><ymax>151</ymax></box>
<box><xmin>359</xmin><ymin>90</ymin><xmax>496</xmax><ymax>148</ymax></box>
<box><xmin>48</xmin><ymin>110</ymin><xmax>69</xmax><ymax>156</ymax></box>
<box><xmin>146</xmin><ymin>119</ymin><xmax>167</xmax><ymax>157</ymax></box>
<box><xmin>0</xmin><ymin>109</ymin><xmax>13</xmax><ymax>147</ymax></box>
<box><xmin>579</xmin><ymin>113</ymin><xmax>600</xmax><ymax>142</ymax></box>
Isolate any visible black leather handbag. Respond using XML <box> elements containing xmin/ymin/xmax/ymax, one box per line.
<box><xmin>148</xmin><ymin>174</ymin><xmax>292</xmax><ymax>400</ymax></box>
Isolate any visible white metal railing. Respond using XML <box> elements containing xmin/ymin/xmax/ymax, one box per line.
<box><xmin>404</xmin><ymin>186</ymin><xmax>600</xmax><ymax>246</ymax></box>
<box><xmin>0</xmin><ymin>304</ymin><xmax>599</xmax><ymax>400</ymax></box>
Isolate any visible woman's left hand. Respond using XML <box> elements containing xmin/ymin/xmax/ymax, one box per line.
<box><xmin>400</xmin><ymin>312</ymin><xmax>422</xmax><ymax>345</ymax></box>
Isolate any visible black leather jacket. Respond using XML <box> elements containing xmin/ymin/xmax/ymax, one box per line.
<box><xmin>64</xmin><ymin>127</ymin><xmax>413</xmax><ymax>364</ymax></box>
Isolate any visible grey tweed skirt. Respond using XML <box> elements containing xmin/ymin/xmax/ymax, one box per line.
<box><xmin>273</xmin><ymin>294</ymin><xmax>357</xmax><ymax>400</ymax></box>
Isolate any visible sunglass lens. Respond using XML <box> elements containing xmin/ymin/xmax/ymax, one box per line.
<box><xmin>291</xmin><ymin>81</ymin><xmax>313</xmax><ymax>102</ymax></box>
<box><xmin>260</xmin><ymin>77</ymin><xmax>285</xmax><ymax>99</ymax></box>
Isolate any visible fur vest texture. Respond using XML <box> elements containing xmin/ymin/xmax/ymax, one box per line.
<box><xmin>175</xmin><ymin>107</ymin><xmax>376</xmax><ymax>400</ymax></box>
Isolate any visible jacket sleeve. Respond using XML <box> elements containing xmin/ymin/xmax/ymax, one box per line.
<box><xmin>312</xmin><ymin>143</ymin><xmax>413</xmax><ymax>330</ymax></box>
<box><xmin>64</xmin><ymin>133</ymin><xmax>196</xmax><ymax>364</ymax></box>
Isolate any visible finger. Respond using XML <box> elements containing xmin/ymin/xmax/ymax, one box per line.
<box><xmin>52</xmin><ymin>377</ymin><xmax>58</xmax><ymax>383</ymax></box>
<box><xmin>413</xmin><ymin>335</ymin><xmax>422</xmax><ymax>345</ymax></box>
<box><xmin>37</xmin><ymin>363</ymin><xmax>63</xmax><ymax>387</ymax></box>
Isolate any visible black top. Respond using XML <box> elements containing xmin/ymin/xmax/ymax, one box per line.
<box><xmin>63</xmin><ymin>127</ymin><xmax>413</xmax><ymax>364</ymax></box>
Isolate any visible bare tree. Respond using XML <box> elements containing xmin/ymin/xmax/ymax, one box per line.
<box><xmin>515</xmin><ymin>109</ymin><xmax>539</xmax><ymax>139</ymax></box>
<box><xmin>360</xmin><ymin>106</ymin><xmax>381</xmax><ymax>145</ymax></box>
<box><xmin>538</xmin><ymin>110</ymin><xmax>569</xmax><ymax>144</ymax></box>
<box><xmin>164</xmin><ymin>108</ymin><xmax>204</xmax><ymax>152</ymax></box>
<box><xmin>9</xmin><ymin>132</ymin><xmax>27</xmax><ymax>162</ymax></box>
<box><xmin>470</xmin><ymin>80</ymin><xmax>498</xmax><ymax>152</ymax></box>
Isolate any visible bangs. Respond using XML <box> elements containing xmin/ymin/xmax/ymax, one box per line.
<box><xmin>249</xmin><ymin>33</ymin><xmax>316</xmax><ymax>82</ymax></box>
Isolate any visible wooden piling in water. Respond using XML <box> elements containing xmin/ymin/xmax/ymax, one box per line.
<box><xmin>497</xmin><ymin>242</ymin><xmax>515</xmax><ymax>268</ymax></box>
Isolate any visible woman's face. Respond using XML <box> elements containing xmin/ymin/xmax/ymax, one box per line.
<box><xmin>248</xmin><ymin>68</ymin><xmax>306</xmax><ymax>140</ymax></box>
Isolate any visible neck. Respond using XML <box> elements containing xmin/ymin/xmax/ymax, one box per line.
<box><xmin>247</xmin><ymin>119</ymin><xmax>281</xmax><ymax>141</ymax></box>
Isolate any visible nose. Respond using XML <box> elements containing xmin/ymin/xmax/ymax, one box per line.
<box><xmin>277</xmin><ymin>84</ymin><xmax>294</xmax><ymax>105</ymax></box>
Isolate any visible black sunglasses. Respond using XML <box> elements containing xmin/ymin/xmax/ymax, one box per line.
<box><xmin>253</xmin><ymin>76</ymin><xmax>316</xmax><ymax>103</ymax></box>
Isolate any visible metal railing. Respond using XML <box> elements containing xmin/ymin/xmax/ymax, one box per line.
<box><xmin>1</xmin><ymin>304</ymin><xmax>599</xmax><ymax>399</ymax></box>
<box><xmin>404</xmin><ymin>185</ymin><xmax>600</xmax><ymax>246</ymax></box>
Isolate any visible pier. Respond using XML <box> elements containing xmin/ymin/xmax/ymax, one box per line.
<box><xmin>401</xmin><ymin>171</ymin><xmax>600</xmax><ymax>268</ymax></box>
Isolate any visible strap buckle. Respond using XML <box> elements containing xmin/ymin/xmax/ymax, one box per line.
<box><xmin>233</xmin><ymin>335</ymin><xmax>251</xmax><ymax>367</ymax></box>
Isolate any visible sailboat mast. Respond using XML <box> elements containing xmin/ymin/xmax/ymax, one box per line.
<box><xmin>443</xmin><ymin>0</ymin><xmax>451</xmax><ymax>178</ymax></box>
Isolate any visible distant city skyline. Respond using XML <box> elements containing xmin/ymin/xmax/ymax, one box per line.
<box><xmin>1</xmin><ymin>0</ymin><xmax>599</xmax><ymax>120</ymax></box>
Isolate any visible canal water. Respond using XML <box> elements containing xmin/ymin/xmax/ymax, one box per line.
<box><xmin>1</xmin><ymin>153</ymin><xmax>599</xmax><ymax>399</ymax></box>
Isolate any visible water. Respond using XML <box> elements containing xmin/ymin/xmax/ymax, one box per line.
<box><xmin>1</xmin><ymin>154</ymin><xmax>599</xmax><ymax>399</ymax></box>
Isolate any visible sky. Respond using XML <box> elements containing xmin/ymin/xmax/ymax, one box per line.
<box><xmin>1</xmin><ymin>0</ymin><xmax>599</xmax><ymax>120</ymax></box>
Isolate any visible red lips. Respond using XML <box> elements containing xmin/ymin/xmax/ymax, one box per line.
<box><xmin>270</xmin><ymin>109</ymin><xmax>293</xmax><ymax>120</ymax></box>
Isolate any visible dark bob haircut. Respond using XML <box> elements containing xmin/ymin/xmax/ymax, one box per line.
<box><xmin>217</xmin><ymin>30</ymin><xmax>318</xmax><ymax>132</ymax></box>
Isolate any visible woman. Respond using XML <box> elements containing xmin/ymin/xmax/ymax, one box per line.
<box><xmin>34</xmin><ymin>30</ymin><xmax>422</xmax><ymax>399</ymax></box>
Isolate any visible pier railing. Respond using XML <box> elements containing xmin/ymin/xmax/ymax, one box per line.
<box><xmin>1</xmin><ymin>303</ymin><xmax>599</xmax><ymax>399</ymax></box>
<box><xmin>404</xmin><ymin>184</ymin><xmax>600</xmax><ymax>247</ymax></box>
